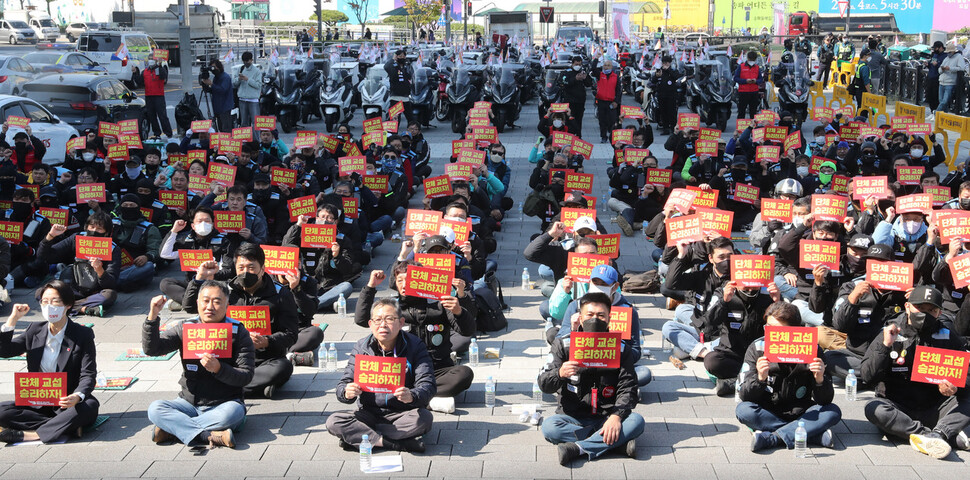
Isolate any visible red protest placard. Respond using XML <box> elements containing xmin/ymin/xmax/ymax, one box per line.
<box><xmin>117</xmin><ymin>133</ymin><xmax>141</xmax><ymax>149</ymax></box>
<box><xmin>731</xmin><ymin>255</ymin><xmax>774</xmax><ymax>287</ymax></box>
<box><xmin>665</xmin><ymin>214</ymin><xmax>703</xmax><ymax>245</ymax></box>
<box><xmin>341</xmin><ymin>197</ymin><xmax>359</xmax><ymax>219</ymax></box>
<box><xmin>566</xmin><ymin>253</ymin><xmax>610</xmax><ymax>283</ymax></box>
<box><xmin>319</xmin><ymin>135</ymin><xmax>340</xmax><ymax>153</ymax></box>
<box><xmin>388</xmin><ymin>101</ymin><xmax>405</xmax><ymax>118</ymax></box>
<box><xmin>799</xmin><ymin>240</ymin><xmax>841</xmax><ymax>270</ymax></box>
<box><xmin>444</xmin><ymin>162</ymin><xmax>476</xmax><ymax>181</ymax></box>
<box><xmin>382</xmin><ymin>120</ymin><xmax>399</xmax><ymax>133</ymax></box>
<box><xmin>588</xmin><ymin>234</ymin><xmax>620</xmax><ymax>259</ymax></box>
<box><xmin>440</xmin><ymin>217</ymin><xmax>471</xmax><ymax>244</ymax></box>
<box><xmin>624</xmin><ymin>148</ymin><xmax>651</xmax><ymax>165</ymax></box>
<box><xmin>811</xmin><ymin>194</ymin><xmax>848</xmax><ymax>222</ymax></box>
<box><xmin>414</xmin><ymin>253</ymin><xmax>456</xmax><ymax>273</ymax></box>
<box><xmin>297</xmin><ymin>224</ymin><xmax>334</xmax><ymax>250</ymax></box>
<box><xmin>619</xmin><ymin>105</ymin><xmax>646</xmax><ymax>119</ymax></box>
<box><xmin>808</xmin><ymin>155</ymin><xmax>827</xmax><ymax>174</ymax></box>
<box><xmin>891</xmin><ymin>116</ymin><xmax>915</xmax><ymax>130</ymax></box>
<box><xmin>207</xmin><ymin>163</ymin><xmax>237</xmax><ymax>187</ymax></box>
<box><xmin>190</xmin><ymin>119</ymin><xmax>213</xmax><ymax>132</ymax></box>
<box><xmin>231</xmin><ymin>127</ymin><xmax>252</xmax><ymax>141</ymax></box>
<box><xmin>467</xmin><ymin>116</ymin><xmax>490</xmax><ymax>127</ymax></box>
<box><xmin>187</xmin><ymin>174</ymin><xmax>208</xmax><ymax>196</ymax></box>
<box><xmin>423</xmin><ymin>175</ymin><xmax>453</xmax><ymax>198</ymax></box>
<box><xmin>569</xmin><ymin>332</ymin><xmax>622</xmax><ymax>369</ymax></box>
<box><xmin>812</xmin><ymin>106</ymin><xmax>834</xmax><ymax>121</ymax></box>
<box><xmin>676</xmin><ymin>112</ymin><xmax>700</xmax><ymax>130</ymax></box>
<box><xmin>852</xmin><ymin>176</ymin><xmax>891</xmax><ymax>200</ymax></box>
<box><xmin>686</xmin><ymin>186</ymin><xmax>719</xmax><ymax>209</ymax></box>
<box><xmin>98</xmin><ymin>121</ymin><xmax>120</xmax><ymax>138</ymax></box>
<box><xmin>948</xmin><ymin>253</ymin><xmax>970</xmax><ymax>289</ymax></box>
<box><xmin>571</xmin><ymin>138</ymin><xmax>593</xmax><ymax>158</ymax></box>
<box><xmin>764</xmin><ymin>326</ymin><xmax>819</xmax><ymax>364</ymax></box>
<box><xmin>362</xmin><ymin>174</ymin><xmax>389</xmax><ymax>194</ymax></box>
<box><xmin>355</xmin><ymin>355</ymin><xmax>407</xmax><ymax>393</ymax></box>
<box><xmin>254</xmin><ymin>115</ymin><xmax>277</xmax><ymax>131</ymax></box>
<box><xmin>756</xmin><ymin>109</ymin><xmax>779</xmax><ymax>123</ymax></box>
<box><xmin>760</xmin><ymin>198</ymin><xmax>793</xmax><ymax>222</ymax></box>
<box><xmin>66</xmin><ymin>136</ymin><xmax>86</xmax><ymax>152</ymax></box>
<box><xmin>764</xmin><ymin>126</ymin><xmax>788</xmax><ymax>143</ymax></box>
<box><xmin>338</xmin><ymin>156</ymin><xmax>367</xmax><ymax>177</ymax></box>
<box><xmin>75</xmin><ymin>235</ymin><xmax>111</xmax><ymax>261</ymax></box>
<box><xmin>696</xmin><ymin>207</ymin><xmax>733</xmax><ymax>238</ymax></box>
<box><xmin>736</xmin><ymin>118</ymin><xmax>755</xmax><ymax>131</ymax></box>
<box><xmin>698</xmin><ymin>128</ymin><xmax>721</xmax><ymax>141</ymax></box>
<box><xmin>608</xmin><ymin>306</ymin><xmax>633</xmax><ymax>340</ymax></box>
<box><xmin>664</xmin><ymin>188</ymin><xmax>698</xmax><ymax>215</ymax></box>
<box><xmin>14</xmin><ymin>372</ymin><xmax>66</xmax><ymax>407</ymax></box>
<box><xmin>895</xmin><ymin>193</ymin><xmax>933</xmax><ymax>214</ymax></box>
<box><xmin>564</xmin><ymin>172</ymin><xmax>593</xmax><ymax>193</ymax></box>
<box><xmin>937</xmin><ymin>210</ymin><xmax>970</xmax><ymax>243</ymax></box>
<box><xmin>75</xmin><ymin>183</ymin><xmax>106</xmax><ymax>203</ymax></box>
<box><xmin>907</xmin><ymin>123</ymin><xmax>932</xmax><ymax>136</ymax></box>
<box><xmin>734</xmin><ymin>184</ymin><xmax>760</xmax><ymax>205</ymax></box>
<box><xmin>549</xmin><ymin>102</ymin><xmax>569</xmax><ymax>113</ymax></box>
<box><xmin>270</xmin><ymin>167</ymin><xmax>298</xmax><ymax>188</ymax></box>
<box><xmin>451</xmin><ymin>139</ymin><xmax>474</xmax><ymax>156</ymax></box>
<box><xmin>213</xmin><ymin>210</ymin><xmax>245</xmax><ymax>233</ymax></box>
<box><xmin>157</xmin><ymin>190</ymin><xmax>187</xmax><ymax>211</ymax></box>
<box><xmin>294</xmin><ymin>131</ymin><xmax>318</xmax><ymax>149</ymax></box>
<box><xmin>178</xmin><ymin>249</ymin><xmax>214</xmax><ymax>272</ymax></box>
<box><xmin>831</xmin><ymin>175</ymin><xmax>850</xmax><ymax>194</ymax></box>
<box><xmin>405</xmin><ymin>209</ymin><xmax>442</xmax><ymax>236</ymax></box>
<box><xmin>560</xmin><ymin>207</ymin><xmax>597</xmax><ymax>233</ymax></box>
<box><xmin>756</xmin><ymin>145</ymin><xmax>781</xmax><ymax>163</ymax></box>
<box><xmin>645</xmin><ymin>168</ymin><xmax>672</xmax><ymax>187</ymax></box>
<box><xmin>695</xmin><ymin>140</ymin><xmax>718</xmax><ymax>157</ymax></box>
<box><xmin>911</xmin><ymin>345</ymin><xmax>970</xmax><ymax>387</ymax></box>
<box><xmin>611</xmin><ymin>129</ymin><xmax>634</xmax><ymax>145</ymax></box>
<box><xmin>38</xmin><ymin>207</ymin><xmax>68</xmax><ymax>226</ymax></box>
<box><xmin>925</xmin><ymin>186</ymin><xmax>951</xmax><ymax>208</ymax></box>
<box><xmin>402</xmin><ymin>264</ymin><xmax>453</xmax><ymax>300</ymax></box>
<box><xmin>0</xmin><ymin>221</ymin><xmax>23</xmax><ymax>244</ymax></box>
<box><xmin>261</xmin><ymin>245</ymin><xmax>299</xmax><ymax>275</ymax></box>
<box><xmin>895</xmin><ymin>166</ymin><xmax>925</xmax><ymax>186</ymax></box>
<box><xmin>751</xmin><ymin>127</ymin><xmax>766</xmax><ymax>143</ymax></box>
<box><xmin>784</xmin><ymin>132</ymin><xmax>801</xmax><ymax>152</ymax></box>
<box><xmin>220</xmin><ymin>139</ymin><xmax>244</xmax><ymax>155</ymax></box>
<box><xmin>182</xmin><ymin>323</ymin><xmax>232</xmax><ymax>359</ymax></box>
<box><xmin>866</xmin><ymin>260</ymin><xmax>914</xmax><ymax>291</ymax></box>
<box><xmin>287</xmin><ymin>195</ymin><xmax>316</xmax><ymax>221</ymax></box>
<box><xmin>363</xmin><ymin>116</ymin><xmax>383</xmax><ymax>133</ymax></box>
<box><xmin>226</xmin><ymin>306</ymin><xmax>272</xmax><ymax>336</ymax></box>
<box><xmin>457</xmin><ymin>148</ymin><xmax>486</xmax><ymax>164</ymax></box>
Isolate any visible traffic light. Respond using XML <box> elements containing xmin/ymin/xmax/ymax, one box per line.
<box><xmin>598</xmin><ymin>1</ymin><xmax>605</xmax><ymax>17</ymax></box>
<box><xmin>314</xmin><ymin>0</ymin><xmax>322</xmax><ymax>14</ymax></box>
<box><xmin>466</xmin><ymin>1</ymin><xmax>472</xmax><ymax>17</ymax></box>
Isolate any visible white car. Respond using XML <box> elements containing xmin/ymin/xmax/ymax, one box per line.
<box><xmin>0</xmin><ymin>95</ymin><xmax>79</xmax><ymax>165</ymax></box>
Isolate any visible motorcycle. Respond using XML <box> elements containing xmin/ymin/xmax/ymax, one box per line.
<box><xmin>298</xmin><ymin>59</ymin><xmax>327</xmax><ymax>124</ymax></box>
<box><xmin>519</xmin><ymin>57</ymin><xmax>543</xmax><ymax>104</ymax></box>
<box><xmin>446</xmin><ymin>65</ymin><xmax>486</xmax><ymax>133</ymax></box>
<box><xmin>320</xmin><ymin>67</ymin><xmax>357</xmax><ymax>132</ymax></box>
<box><xmin>775</xmin><ymin>52</ymin><xmax>813</xmax><ymax>127</ymax></box>
<box><xmin>263</xmin><ymin>65</ymin><xmax>315</xmax><ymax>133</ymax></box>
<box><xmin>409</xmin><ymin>67</ymin><xmax>437</xmax><ymax>127</ymax></box>
<box><xmin>538</xmin><ymin>63</ymin><xmax>570</xmax><ymax>118</ymax></box>
<box><xmin>686</xmin><ymin>55</ymin><xmax>735</xmax><ymax>132</ymax></box>
<box><xmin>358</xmin><ymin>66</ymin><xmax>390</xmax><ymax>119</ymax></box>
<box><xmin>484</xmin><ymin>64</ymin><xmax>522</xmax><ymax>133</ymax></box>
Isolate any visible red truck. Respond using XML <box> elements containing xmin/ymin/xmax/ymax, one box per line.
<box><xmin>787</xmin><ymin>11</ymin><xmax>901</xmax><ymax>37</ymax></box>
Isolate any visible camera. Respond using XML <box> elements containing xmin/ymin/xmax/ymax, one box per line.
<box><xmin>199</xmin><ymin>68</ymin><xmax>210</xmax><ymax>81</ymax></box>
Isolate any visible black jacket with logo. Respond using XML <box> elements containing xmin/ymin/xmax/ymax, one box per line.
<box><xmin>739</xmin><ymin>336</ymin><xmax>834</xmax><ymax>420</ymax></box>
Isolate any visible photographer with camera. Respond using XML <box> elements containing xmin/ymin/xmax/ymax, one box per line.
<box><xmin>199</xmin><ymin>59</ymin><xmax>233</xmax><ymax>132</ymax></box>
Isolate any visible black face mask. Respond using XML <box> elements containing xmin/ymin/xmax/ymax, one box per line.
<box><xmin>145</xmin><ymin>163</ymin><xmax>159</xmax><ymax>173</ymax></box>
<box><xmin>878</xmin><ymin>199</ymin><xmax>895</xmax><ymax>212</ymax></box>
<box><xmin>251</xmin><ymin>189</ymin><xmax>271</xmax><ymax>203</ymax></box>
<box><xmin>907</xmin><ymin>310</ymin><xmax>939</xmax><ymax>338</ymax></box>
<box><xmin>779</xmin><ymin>120</ymin><xmax>793</xmax><ymax>128</ymax></box>
<box><xmin>120</xmin><ymin>206</ymin><xmax>141</xmax><ymax>221</ymax></box>
<box><xmin>239</xmin><ymin>271</ymin><xmax>260</xmax><ymax>289</ymax></box>
<box><xmin>738</xmin><ymin>288</ymin><xmax>760</xmax><ymax>300</ymax></box>
<box><xmin>138</xmin><ymin>193</ymin><xmax>154</xmax><ymax>207</ymax></box>
<box><xmin>580</xmin><ymin>318</ymin><xmax>609</xmax><ymax>333</ymax></box>
<box><xmin>85</xmin><ymin>229</ymin><xmax>107</xmax><ymax>237</ymax></box>
<box><xmin>861</xmin><ymin>154</ymin><xmax>878</xmax><ymax>164</ymax></box>
<box><xmin>39</xmin><ymin>197</ymin><xmax>58</xmax><ymax>208</ymax></box>
<box><xmin>0</xmin><ymin>177</ymin><xmax>13</xmax><ymax>191</ymax></box>
<box><xmin>10</xmin><ymin>202</ymin><xmax>30</xmax><ymax>221</ymax></box>
<box><xmin>731</xmin><ymin>169</ymin><xmax>747</xmax><ymax>180</ymax></box>
<box><xmin>714</xmin><ymin>259</ymin><xmax>730</xmax><ymax>276</ymax></box>
<box><xmin>960</xmin><ymin>198</ymin><xmax>970</xmax><ymax>210</ymax></box>
<box><xmin>845</xmin><ymin>255</ymin><xmax>864</xmax><ymax>275</ymax></box>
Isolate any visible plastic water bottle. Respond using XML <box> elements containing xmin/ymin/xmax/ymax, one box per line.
<box><xmin>735</xmin><ymin>364</ymin><xmax>748</xmax><ymax>404</ymax></box>
<box><xmin>317</xmin><ymin>343</ymin><xmax>327</xmax><ymax>370</ymax></box>
<box><xmin>794</xmin><ymin>421</ymin><xmax>808</xmax><ymax>458</ymax></box>
<box><xmin>326</xmin><ymin>343</ymin><xmax>337</xmax><ymax>372</ymax></box>
<box><xmin>601</xmin><ymin>190</ymin><xmax>609</xmax><ymax>212</ymax></box>
<box><xmin>336</xmin><ymin>293</ymin><xmax>347</xmax><ymax>318</ymax></box>
<box><xmin>521</xmin><ymin>268</ymin><xmax>530</xmax><ymax>291</ymax></box>
<box><xmin>485</xmin><ymin>376</ymin><xmax>496</xmax><ymax>408</ymax></box>
<box><xmin>533</xmin><ymin>380</ymin><xmax>542</xmax><ymax>404</ymax></box>
<box><xmin>359</xmin><ymin>434</ymin><xmax>373</xmax><ymax>472</ymax></box>
<box><xmin>518</xmin><ymin>201</ymin><xmax>524</xmax><ymax>222</ymax></box>
<box><xmin>468</xmin><ymin>338</ymin><xmax>479</xmax><ymax>366</ymax></box>
<box><xmin>846</xmin><ymin>369</ymin><xmax>858</xmax><ymax>402</ymax></box>
<box><xmin>96</xmin><ymin>371</ymin><xmax>107</xmax><ymax>388</ymax></box>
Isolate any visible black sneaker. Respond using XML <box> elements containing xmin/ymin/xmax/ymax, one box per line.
<box><xmin>384</xmin><ymin>437</ymin><xmax>426</xmax><ymax>453</ymax></box>
<box><xmin>0</xmin><ymin>429</ymin><xmax>24</xmax><ymax>444</ymax></box>
<box><xmin>750</xmin><ymin>431</ymin><xmax>782</xmax><ymax>452</ymax></box>
<box><xmin>714</xmin><ymin>378</ymin><xmax>736</xmax><ymax>397</ymax></box>
<box><xmin>557</xmin><ymin>442</ymin><xmax>582</xmax><ymax>465</ymax></box>
<box><xmin>338</xmin><ymin>438</ymin><xmax>357</xmax><ymax>452</ymax></box>
<box><xmin>624</xmin><ymin>438</ymin><xmax>637</xmax><ymax>458</ymax></box>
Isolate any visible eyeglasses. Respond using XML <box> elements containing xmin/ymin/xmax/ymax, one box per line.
<box><xmin>39</xmin><ymin>299</ymin><xmax>64</xmax><ymax>306</ymax></box>
<box><xmin>369</xmin><ymin>316</ymin><xmax>399</xmax><ymax>326</ymax></box>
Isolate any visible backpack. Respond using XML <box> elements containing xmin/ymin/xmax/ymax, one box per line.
<box><xmin>474</xmin><ymin>271</ymin><xmax>508</xmax><ymax>332</ymax></box>
<box><xmin>523</xmin><ymin>187</ymin><xmax>557</xmax><ymax>217</ymax></box>
<box><xmin>620</xmin><ymin>270</ymin><xmax>661</xmax><ymax>293</ymax></box>
<box><xmin>175</xmin><ymin>92</ymin><xmax>205</xmax><ymax>132</ymax></box>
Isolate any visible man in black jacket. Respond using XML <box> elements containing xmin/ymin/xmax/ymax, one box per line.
<box><xmin>650</xmin><ymin>55</ymin><xmax>679</xmax><ymax>135</ymax></box>
<box><xmin>144</xmin><ymin>282</ymin><xmax>255</xmax><ymax>448</ymax></box>
<box><xmin>539</xmin><ymin>292</ymin><xmax>644</xmax><ymax>465</ymax></box>
<box><xmin>384</xmin><ymin>49</ymin><xmax>412</xmax><ymax>124</ymax></box>
<box><xmin>327</xmin><ymin>298</ymin><xmax>436</xmax><ymax>453</ymax></box>
<box><xmin>737</xmin><ymin>302</ymin><xmax>842</xmax><ymax>452</ymax></box>
<box><xmin>862</xmin><ymin>286</ymin><xmax>970</xmax><ymax>459</ymax></box>
<box><xmin>561</xmin><ymin>56</ymin><xmax>593</xmax><ymax>136</ymax></box>
<box><xmin>184</xmin><ymin>243</ymin><xmax>299</xmax><ymax>399</ymax></box>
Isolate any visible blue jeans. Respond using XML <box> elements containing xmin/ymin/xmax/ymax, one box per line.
<box><xmin>318</xmin><ymin>281</ymin><xmax>353</xmax><ymax>311</ymax></box>
<box><xmin>238</xmin><ymin>100</ymin><xmax>260</xmax><ymax>127</ymax></box>
<box><xmin>119</xmin><ymin>262</ymin><xmax>155</xmax><ymax>291</ymax></box>
<box><xmin>148</xmin><ymin>397</ymin><xmax>246</xmax><ymax>446</ymax></box>
<box><xmin>542</xmin><ymin>412</ymin><xmax>645</xmax><ymax>459</ymax></box>
<box><xmin>365</xmin><ymin>232</ymin><xmax>385</xmax><ymax>248</ymax></box>
<box><xmin>370</xmin><ymin>214</ymin><xmax>393</xmax><ymax>233</ymax></box>
<box><xmin>940</xmin><ymin>84</ymin><xmax>956</xmax><ymax>113</ymax></box>
<box><xmin>735</xmin><ymin>402</ymin><xmax>842</xmax><ymax>448</ymax></box>
<box><xmin>662</xmin><ymin>319</ymin><xmax>719</xmax><ymax>356</ymax></box>
<box><xmin>774</xmin><ymin>275</ymin><xmax>798</xmax><ymax>301</ymax></box>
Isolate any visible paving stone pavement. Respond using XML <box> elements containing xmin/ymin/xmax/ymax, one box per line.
<box><xmin>0</xmin><ymin>92</ymin><xmax>965</xmax><ymax>479</ymax></box>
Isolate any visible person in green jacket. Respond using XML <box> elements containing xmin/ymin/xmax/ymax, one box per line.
<box><xmin>854</xmin><ymin>49</ymin><xmax>872</xmax><ymax>108</ymax></box>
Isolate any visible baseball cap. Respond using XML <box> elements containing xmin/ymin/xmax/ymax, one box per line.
<box><xmin>561</xmin><ymin>191</ymin><xmax>589</xmax><ymax>208</ymax></box>
<box><xmin>837</xmin><ymin>141</ymin><xmax>849</xmax><ymax>149</ymax></box>
<box><xmin>420</xmin><ymin>235</ymin><xmax>451</xmax><ymax>252</ymax></box>
<box><xmin>590</xmin><ymin>264</ymin><xmax>618</xmax><ymax>285</ymax></box>
<box><xmin>253</xmin><ymin>172</ymin><xmax>271</xmax><ymax>184</ymax></box>
<box><xmin>573</xmin><ymin>216</ymin><xmax>596</xmax><ymax>233</ymax></box>
<box><xmin>863</xmin><ymin>244</ymin><xmax>893</xmax><ymax>262</ymax></box>
<box><xmin>847</xmin><ymin>234</ymin><xmax>873</xmax><ymax>251</ymax></box>
<box><xmin>909</xmin><ymin>286</ymin><xmax>943</xmax><ymax>309</ymax></box>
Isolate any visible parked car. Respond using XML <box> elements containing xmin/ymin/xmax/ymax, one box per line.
<box><xmin>65</xmin><ymin>22</ymin><xmax>106</xmax><ymax>42</ymax></box>
<box><xmin>75</xmin><ymin>31</ymin><xmax>156</xmax><ymax>85</ymax></box>
<box><xmin>0</xmin><ymin>20</ymin><xmax>36</xmax><ymax>45</ymax></box>
<box><xmin>0</xmin><ymin>55</ymin><xmax>37</xmax><ymax>95</ymax></box>
<box><xmin>22</xmin><ymin>73</ymin><xmax>147</xmax><ymax>139</ymax></box>
<box><xmin>0</xmin><ymin>95</ymin><xmax>79</xmax><ymax>164</ymax></box>
<box><xmin>22</xmin><ymin>51</ymin><xmax>107</xmax><ymax>76</ymax></box>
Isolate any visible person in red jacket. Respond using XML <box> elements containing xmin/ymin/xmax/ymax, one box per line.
<box><xmin>0</xmin><ymin>126</ymin><xmax>45</xmax><ymax>175</ymax></box>
<box><xmin>593</xmin><ymin>58</ymin><xmax>623</xmax><ymax>144</ymax></box>
<box><xmin>733</xmin><ymin>51</ymin><xmax>765</xmax><ymax>119</ymax></box>
<box><xmin>142</xmin><ymin>58</ymin><xmax>173</xmax><ymax>138</ymax></box>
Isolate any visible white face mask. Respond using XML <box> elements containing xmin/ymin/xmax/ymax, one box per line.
<box><xmin>553</xmin><ymin>119</ymin><xmax>564</xmax><ymax>128</ymax></box>
<box><xmin>747</xmin><ymin>61</ymin><xmax>755</xmax><ymax>66</ymax></box>
<box><xmin>814</xmin><ymin>136</ymin><xmax>825</xmax><ymax>145</ymax></box>
<box><xmin>443</xmin><ymin>215</ymin><xmax>465</xmax><ymax>222</ymax></box>
<box><xmin>587</xmin><ymin>283</ymin><xmax>617</xmax><ymax>303</ymax></box>
<box><xmin>82</xmin><ymin>152</ymin><xmax>95</xmax><ymax>161</ymax></box>
<box><xmin>41</xmin><ymin>304</ymin><xmax>66</xmax><ymax>323</ymax></box>
<box><xmin>572</xmin><ymin>65</ymin><xmax>581</xmax><ymax>71</ymax></box>
<box><xmin>911</xmin><ymin>148</ymin><xmax>924</xmax><ymax>158</ymax></box>
<box><xmin>365</xmin><ymin>169</ymin><xmax>376</xmax><ymax>175</ymax></box>
<box><xmin>194</xmin><ymin>221</ymin><xmax>213</xmax><ymax>236</ymax></box>
<box><xmin>796</xmin><ymin>166</ymin><xmax>809</xmax><ymax>177</ymax></box>
<box><xmin>793</xmin><ymin>215</ymin><xmax>806</xmax><ymax>228</ymax></box>
<box><xmin>902</xmin><ymin>220</ymin><xmax>922</xmax><ymax>236</ymax></box>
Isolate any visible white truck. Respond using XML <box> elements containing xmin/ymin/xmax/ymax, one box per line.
<box><xmin>4</xmin><ymin>9</ymin><xmax>59</xmax><ymax>42</ymax></box>
<box><xmin>486</xmin><ymin>12</ymin><xmax>532</xmax><ymax>46</ymax></box>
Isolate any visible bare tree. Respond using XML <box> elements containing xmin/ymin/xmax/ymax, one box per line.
<box><xmin>347</xmin><ymin>0</ymin><xmax>373</xmax><ymax>37</ymax></box>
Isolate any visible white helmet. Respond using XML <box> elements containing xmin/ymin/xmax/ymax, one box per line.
<box><xmin>775</xmin><ymin>178</ymin><xmax>804</xmax><ymax>198</ymax></box>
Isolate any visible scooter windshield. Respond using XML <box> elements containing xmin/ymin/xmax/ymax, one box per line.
<box><xmin>494</xmin><ymin>66</ymin><xmax>518</xmax><ymax>99</ymax></box>
<box><xmin>543</xmin><ymin>69</ymin><xmax>561</xmax><ymax>95</ymax></box>
<box><xmin>791</xmin><ymin>52</ymin><xmax>810</xmax><ymax>91</ymax></box>
<box><xmin>451</xmin><ymin>68</ymin><xmax>472</xmax><ymax>97</ymax></box>
<box><xmin>361</xmin><ymin>68</ymin><xmax>387</xmax><ymax>96</ymax></box>
<box><xmin>710</xmin><ymin>57</ymin><xmax>733</xmax><ymax>97</ymax></box>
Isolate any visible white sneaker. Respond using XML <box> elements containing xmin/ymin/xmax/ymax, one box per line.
<box><xmin>820</xmin><ymin>429</ymin><xmax>834</xmax><ymax>448</ymax></box>
<box><xmin>428</xmin><ymin>396</ymin><xmax>456</xmax><ymax>414</ymax></box>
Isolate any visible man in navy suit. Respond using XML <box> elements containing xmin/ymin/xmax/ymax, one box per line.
<box><xmin>0</xmin><ymin>280</ymin><xmax>99</xmax><ymax>443</ymax></box>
